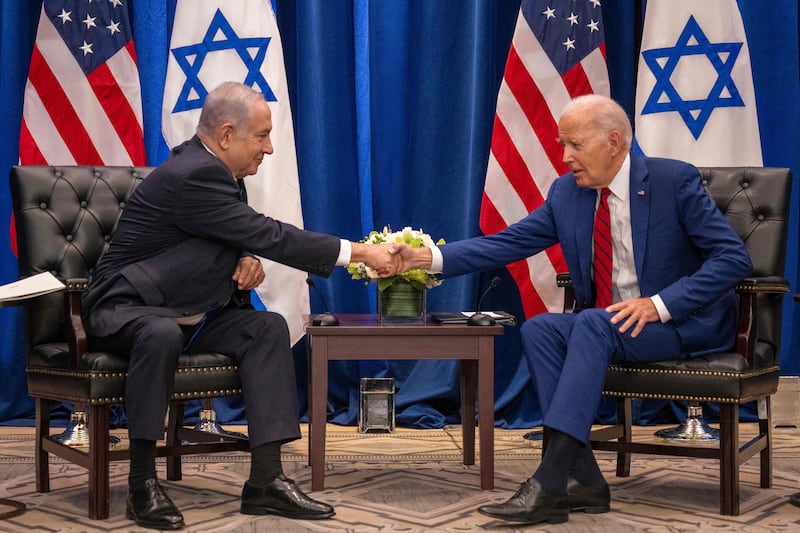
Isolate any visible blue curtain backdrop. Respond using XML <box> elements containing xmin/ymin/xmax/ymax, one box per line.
<box><xmin>1</xmin><ymin>0</ymin><xmax>798</xmax><ymax>429</ymax></box>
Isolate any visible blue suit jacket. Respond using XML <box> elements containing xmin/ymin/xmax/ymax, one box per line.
<box><xmin>441</xmin><ymin>155</ymin><xmax>753</xmax><ymax>355</ymax></box>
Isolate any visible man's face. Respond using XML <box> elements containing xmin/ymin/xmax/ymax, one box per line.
<box><xmin>226</xmin><ymin>99</ymin><xmax>274</xmax><ymax>178</ymax></box>
<box><xmin>557</xmin><ymin>112</ymin><xmax>618</xmax><ymax>189</ymax></box>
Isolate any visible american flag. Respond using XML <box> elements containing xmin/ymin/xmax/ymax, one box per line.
<box><xmin>479</xmin><ymin>0</ymin><xmax>609</xmax><ymax>317</ymax></box>
<box><xmin>19</xmin><ymin>0</ymin><xmax>145</xmax><ymax>167</ymax></box>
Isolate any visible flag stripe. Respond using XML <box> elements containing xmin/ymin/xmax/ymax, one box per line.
<box><xmin>88</xmin><ymin>61</ymin><xmax>146</xmax><ymax>163</ymax></box>
<box><xmin>562</xmin><ymin>63</ymin><xmax>593</xmax><ymax>98</ymax></box>
<box><xmin>21</xmin><ymin>85</ymin><xmax>77</xmax><ymax>164</ymax></box>
<box><xmin>18</xmin><ymin>119</ymin><xmax>48</xmax><ymax>165</ymax></box>
<box><xmin>582</xmin><ymin>45</ymin><xmax>610</xmax><ymax>94</ymax></box>
<box><xmin>478</xmin><ymin>195</ymin><xmax>549</xmax><ymax>316</ymax></box>
<box><xmin>503</xmin><ymin>46</ymin><xmax>565</xmax><ymax>174</ymax></box>
<box><xmin>489</xmin><ymin>118</ymin><xmax>544</xmax><ymax>212</ymax></box>
<box><xmin>494</xmin><ymin>83</ymin><xmax>559</xmax><ymax>199</ymax></box>
<box><xmin>26</xmin><ymin>44</ymin><xmax>104</xmax><ymax>164</ymax></box>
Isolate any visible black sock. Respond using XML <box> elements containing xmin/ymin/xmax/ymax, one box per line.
<box><xmin>248</xmin><ymin>441</ymin><xmax>283</xmax><ymax>487</ymax></box>
<box><xmin>531</xmin><ymin>427</ymin><xmax>581</xmax><ymax>495</ymax></box>
<box><xmin>570</xmin><ymin>445</ymin><xmax>607</xmax><ymax>487</ymax></box>
<box><xmin>129</xmin><ymin>438</ymin><xmax>157</xmax><ymax>488</ymax></box>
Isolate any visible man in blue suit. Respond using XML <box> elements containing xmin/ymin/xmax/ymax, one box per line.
<box><xmin>392</xmin><ymin>94</ymin><xmax>752</xmax><ymax>525</ymax></box>
<box><xmin>84</xmin><ymin>82</ymin><xmax>399</xmax><ymax>530</ymax></box>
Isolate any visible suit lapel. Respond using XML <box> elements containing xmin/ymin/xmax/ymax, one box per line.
<box><xmin>629</xmin><ymin>156</ymin><xmax>650</xmax><ymax>278</ymax></box>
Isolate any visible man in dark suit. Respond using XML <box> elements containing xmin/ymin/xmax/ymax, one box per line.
<box><xmin>84</xmin><ymin>82</ymin><xmax>398</xmax><ymax>530</ymax></box>
<box><xmin>391</xmin><ymin>94</ymin><xmax>752</xmax><ymax>525</ymax></box>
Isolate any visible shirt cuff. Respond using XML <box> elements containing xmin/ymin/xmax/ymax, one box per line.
<box><xmin>336</xmin><ymin>239</ymin><xmax>351</xmax><ymax>266</ymax></box>
<box><xmin>650</xmin><ymin>294</ymin><xmax>672</xmax><ymax>323</ymax></box>
<box><xmin>429</xmin><ymin>245</ymin><xmax>443</xmax><ymax>274</ymax></box>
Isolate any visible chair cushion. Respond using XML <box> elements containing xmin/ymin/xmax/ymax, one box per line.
<box><xmin>27</xmin><ymin>343</ymin><xmax>241</xmax><ymax>404</ymax></box>
<box><xmin>603</xmin><ymin>343</ymin><xmax>779</xmax><ymax>403</ymax></box>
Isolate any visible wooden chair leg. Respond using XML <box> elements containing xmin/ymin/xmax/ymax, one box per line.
<box><xmin>759</xmin><ymin>396</ymin><xmax>773</xmax><ymax>489</ymax></box>
<box><xmin>34</xmin><ymin>398</ymin><xmax>51</xmax><ymax>493</ymax></box>
<box><xmin>166</xmin><ymin>401</ymin><xmax>184</xmax><ymax>481</ymax></box>
<box><xmin>460</xmin><ymin>359</ymin><xmax>477</xmax><ymax>466</ymax></box>
<box><xmin>88</xmin><ymin>405</ymin><xmax>110</xmax><ymax>520</ymax></box>
<box><xmin>616</xmin><ymin>397</ymin><xmax>632</xmax><ymax>477</ymax></box>
<box><xmin>719</xmin><ymin>403</ymin><xmax>739</xmax><ymax>516</ymax></box>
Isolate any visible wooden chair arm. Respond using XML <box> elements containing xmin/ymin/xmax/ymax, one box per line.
<box><xmin>735</xmin><ymin>276</ymin><xmax>789</xmax><ymax>363</ymax></box>
<box><xmin>734</xmin><ymin>276</ymin><xmax>789</xmax><ymax>294</ymax></box>
<box><xmin>556</xmin><ymin>273</ymin><xmax>576</xmax><ymax>313</ymax></box>
<box><xmin>63</xmin><ymin>278</ymin><xmax>89</xmax><ymax>368</ymax></box>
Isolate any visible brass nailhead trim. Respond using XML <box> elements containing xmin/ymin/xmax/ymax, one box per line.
<box><xmin>28</xmin><ymin>365</ymin><xmax>242</xmax><ymax>404</ymax></box>
<box><xmin>602</xmin><ymin>390</ymin><xmax>740</xmax><ymax>403</ymax></box>
<box><xmin>607</xmin><ymin>365</ymin><xmax>776</xmax><ymax>379</ymax></box>
<box><xmin>27</xmin><ymin>368</ymin><xmax>128</xmax><ymax>379</ymax></box>
<box><xmin>176</xmin><ymin>365</ymin><xmax>239</xmax><ymax>373</ymax></box>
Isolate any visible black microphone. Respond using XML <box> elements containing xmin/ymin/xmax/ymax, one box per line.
<box><xmin>468</xmin><ymin>276</ymin><xmax>502</xmax><ymax>326</ymax></box>
<box><xmin>306</xmin><ymin>278</ymin><xmax>339</xmax><ymax>326</ymax></box>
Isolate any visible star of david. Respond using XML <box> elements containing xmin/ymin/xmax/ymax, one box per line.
<box><xmin>171</xmin><ymin>9</ymin><xmax>276</xmax><ymax>113</ymax></box>
<box><xmin>641</xmin><ymin>16</ymin><xmax>744</xmax><ymax>139</ymax></box>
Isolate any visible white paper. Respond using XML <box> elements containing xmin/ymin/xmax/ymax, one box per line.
<box><xmin>0</xmin><ymin>272</ymin><xmax>65</xmax><ymax>302</ymax></box>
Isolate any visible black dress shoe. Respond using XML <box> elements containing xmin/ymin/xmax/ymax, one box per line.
<box><xmin>240</xmin><ymin>475</ymin><xmax>335</xmax><ymax>519</ymax></box>
<box><xmin>126</xmin><ymin>478</ymin><xmax>185</xmax><ymax>530</ymax></box>
<box><xmin>477</xmin><ymin>478</ymin><xmax>568</xmax><ymax>524</ymax></box>
<box><xmin>790</xmin><ymin>492</ymin><xmax>800</xmax><ymax>507</ymax></box>
<box><xmin>567</xmin><ymin>477</ymin><xmax>611</xmax><ymax>513</ymax></box>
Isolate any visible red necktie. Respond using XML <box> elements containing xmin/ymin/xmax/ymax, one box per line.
<box><xmin>593</xmin><ymin>188</ymin><xmax>612</xmax><ymax>308</ymax></box>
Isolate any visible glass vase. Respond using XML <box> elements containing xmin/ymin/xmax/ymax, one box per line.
<box><xmin>377</xmin><ymin>280</ymin><xmax>426</xmax><ymax>323</ymax></box>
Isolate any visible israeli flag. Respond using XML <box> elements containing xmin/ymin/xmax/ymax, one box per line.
<box><xmin>635</xmin><ymin>0</ymin><xmax>762</xmax><ymax>166</ymax></box>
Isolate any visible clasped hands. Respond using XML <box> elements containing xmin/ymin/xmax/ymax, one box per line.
<box><xmin>233</xmin><ymin>243</ymin><xmax>431</xmax><ymax>289</ymax></box>
<box><xmin>356</xmin><ymin>242</ymin><xmax>431</xmax><ymax>278</ymax></box>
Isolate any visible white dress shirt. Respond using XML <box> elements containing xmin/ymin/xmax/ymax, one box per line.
<box><xmin>605</xmin><ymin>155</ymin><xmax>671</xmax><ymax>322</ymax></box>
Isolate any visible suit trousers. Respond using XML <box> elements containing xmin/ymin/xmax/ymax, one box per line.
<box><xmin>90</xmin><ymin>306</ymin><xmax>300</xmax><ymax>448</ymax></box>
<box><xmin>520</xmin><ymin>309</ymin><xmax>683</xmax><ymax>444</ymax></box>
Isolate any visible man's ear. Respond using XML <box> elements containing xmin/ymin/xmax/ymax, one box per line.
<box><xmin>608</xmin><ymin>129</ymin><xmax>622</xmax><ymax>157</ymax></box>
<box><xmin>218</xmin><ymin>124</ymin><xmax>234</xmax><ymax>150</ymax></box>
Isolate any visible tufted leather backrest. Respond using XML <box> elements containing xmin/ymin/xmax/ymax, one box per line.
<box><xmin>698</xmin><ymin>167</ymin><xmax>792</xmax><ymax>360</ymax></box>
<box><xmin>10</xmin><ymin>166</ymin><xmax>153</xmax><ymax>348</ymax></box>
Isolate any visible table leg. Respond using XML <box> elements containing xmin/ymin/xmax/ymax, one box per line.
<box><xmin>478</xmin><ymin>336</ymin><xmax>494</xmax><ymax>490</ymax></box>
<box><xmin>461</xmin><ymin>360</ymin><xmax>476</xmax><ymax>465</ymax></box>
<box><xmin>307</xmin><ymin>338</ymin><xmax>313</xmax><ymax>466</ymax></box>
<box><xmin>309</xmin><ymin>336</ymin><xmax>329</xmax><ymax>491</ymax></box>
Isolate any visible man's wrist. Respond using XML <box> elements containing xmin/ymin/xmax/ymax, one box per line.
<box><xmin>411</xmin><ymin>247</ymin><xmax>434</xmax><ymax>271</ymax></box>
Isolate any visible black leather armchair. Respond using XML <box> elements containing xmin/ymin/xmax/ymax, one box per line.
<box><xmin>558</xmin><ymin>167</ymin><xmax>791</xmax><ymax>515</ymax></box>
<box><xmin>10</xmin><ymin>165</ymin><xmax>249</xmax><ymax>519</ymax></box>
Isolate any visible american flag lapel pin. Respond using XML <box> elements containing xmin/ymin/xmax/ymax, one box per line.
<box><xmin>637</xmin><ymin>190</ymin><xmax>645</xmax><ymax>196</ymax></box>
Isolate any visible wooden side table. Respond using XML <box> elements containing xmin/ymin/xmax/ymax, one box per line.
<box><xmin>306</xmin><ymin>314</ymin><xmax>504</xmax><ymax>491</ymax></box>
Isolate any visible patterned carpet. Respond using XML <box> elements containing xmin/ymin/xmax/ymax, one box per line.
<box><xmin>1</xmin><ymin>423</ymin><xmax>799</xmax><ymax>532</ymax></box>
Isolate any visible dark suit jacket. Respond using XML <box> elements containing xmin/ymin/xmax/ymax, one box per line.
<box><xmin>84</xmin><ymin>136</ymin><xmax>340</xmax><ymax>337</ymax></box>
<box><xmin>441</xmin><ymin>155</ymin><xmax>753</xmax><ymax>355</ymax></box>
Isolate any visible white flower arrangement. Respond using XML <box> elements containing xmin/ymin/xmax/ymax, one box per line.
<box><xmin>347</xmin><ymin>226</ymin><xmax>444</xmax><ymax>292</ymax></box>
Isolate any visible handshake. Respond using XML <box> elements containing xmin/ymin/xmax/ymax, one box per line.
<box><xmin>350</xmin><ymin>242</ymin><xmax>434</xmax><ymax>278</ymax></box>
